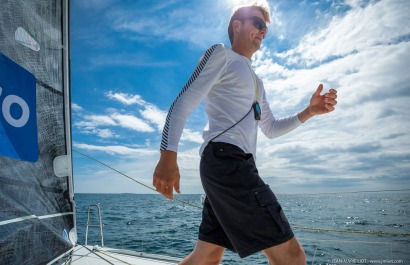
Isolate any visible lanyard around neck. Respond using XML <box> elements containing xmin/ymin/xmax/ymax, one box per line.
<box><xmin>245</xmin><ymin>60</ymin><xmax>259</xmax><ymax>102</ymax></box>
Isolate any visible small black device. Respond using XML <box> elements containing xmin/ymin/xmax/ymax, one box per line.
<box><xmin>253</xmin><ymin>101</ymin><xmax>261</xmax><ymax>120</ymax></box>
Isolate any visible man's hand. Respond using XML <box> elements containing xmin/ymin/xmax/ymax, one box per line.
<box><xmin>309</xmin><ymin>84</ymin><xmax>338</xmax><ymax>115</ymax></box>
<box><xmin>153</xmin><ymin>150</ymin><xmax>181</xmax><ymax>200</ymax></box>
<box><xmin>297</xmin><ymin>84</ymin><xmax>338</xmax><ymax>123</ymax></box>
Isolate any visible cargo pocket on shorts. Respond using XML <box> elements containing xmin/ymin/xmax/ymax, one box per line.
<box><xmin>254</xmin><ymin>185</ymin><xmax>289</xmax><ymax>234</ymax></box>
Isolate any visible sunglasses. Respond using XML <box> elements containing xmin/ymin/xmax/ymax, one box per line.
<box><xmin>241</xmin><ymin>16</ymin><xmax>268</xmax><ymax>32</ymax></box>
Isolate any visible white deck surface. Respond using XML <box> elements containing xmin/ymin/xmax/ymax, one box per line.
<box><xmin>67</xmin><ymin>245</ymin><xmax>180</xmax><ymax>264</ymax></box>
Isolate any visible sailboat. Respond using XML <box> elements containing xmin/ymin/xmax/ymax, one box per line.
<box><xmin>0</xmin><ymin>0</ymin><xmax>180</xmax><ymax>264</ymax></box>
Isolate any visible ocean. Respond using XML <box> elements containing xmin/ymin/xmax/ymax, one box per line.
<box><xmin>75</xmin><ymin>192</ymin><xmax>410</xmax><ymax>265</ymax></box>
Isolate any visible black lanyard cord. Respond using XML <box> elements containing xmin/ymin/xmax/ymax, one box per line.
<box><xmin>209</xmin><ymin>105</ymin><xmax>253</xmax><ymax>143</ymax></box>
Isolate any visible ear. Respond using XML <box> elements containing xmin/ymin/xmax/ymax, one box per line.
<box><xmin>232</xmin><ymin>20</ymin><xmax>241</xmax><ymax>33</ymax></box>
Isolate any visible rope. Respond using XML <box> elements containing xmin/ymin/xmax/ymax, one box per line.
<box><xmin>299</xmin><ymin>238</ymin><xmax>399</xmax><ymax>245</ymax></box>
<box><xmin>72</xmin><ymin>150</ymin><xmax>203</xmax><ymax>210</ymax></box>
<box><xmin>82</xmin><ymin>245</ymin><xmax>118</xmax><ymax>265</ymax></box>
<box><xmin>92</xmin><ymin>247</ymin><xmax>134</xmax><ymax>265</ymax></box>
<box><xmin>289</xmin><ymin>189</ymin><xmax>410</xmax><ymax>196</ymax></box>
<box><xmin>72</xmin><ymin>150</ymin><xmax>409</xmax><ymax>237</ymax></box>
<box><xmin>291</xmin><ymin>225</ymin><xmax>410</xmax><ymax>237</ymax></box>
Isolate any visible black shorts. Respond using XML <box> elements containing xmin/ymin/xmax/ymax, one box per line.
<box><xmin>198</xmin><ymin>141</ymin><xmax>294</xmax><ymax>258</ymax></box>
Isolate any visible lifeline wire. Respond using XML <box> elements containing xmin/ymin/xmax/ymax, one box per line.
<box><xmin>72</xmin><ymin>150</ymin><xmax>203</xmax><ymax>210</ymax></box>
<box><xmin>73</xmin><ymin>150</ymin><xmax>410</xmax><ymax>237</ymax></box>
<box><xmin>292</xmin><ymin>225</ymin><xmax>410</xmax><ymax>237</ymax></box>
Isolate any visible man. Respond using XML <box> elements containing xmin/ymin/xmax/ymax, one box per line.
<box><xmin>153</xmin><ymin>2</ymin><xmax>337</xmax><ymax>264</ymax></box>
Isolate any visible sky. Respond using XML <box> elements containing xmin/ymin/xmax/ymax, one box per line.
<box><xmin>70</xmin><ymin>0</ymin><xmax>410</xmax><ymax>195</ymax></box>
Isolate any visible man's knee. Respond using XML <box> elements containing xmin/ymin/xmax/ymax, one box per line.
<box><xmin>290</xmin><ymin>243</ymin><xmax>306</xmax><ymax>265</ymax></box>
<box><xmin>264</xmin><ymin>237</ymin><xmax>306</xmax><ymax>265</ymax></box>
<box><xmin>179</xmin><ymin>240</ymin><xmax>224</xmax><ymax>265</ymax></box>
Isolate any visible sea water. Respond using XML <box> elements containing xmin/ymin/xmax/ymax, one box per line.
<box><xmin>75</xmin><ymin>192</ymin><xmax>410</xmax><ymax>265</ymax></box>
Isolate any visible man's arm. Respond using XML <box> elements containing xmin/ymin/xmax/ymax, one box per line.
<box><xmin>153</xmin><ymin>44</ymin><xmax>227</xmax><ymax>199</ymax></box>
<box><xmin>258</xmin><ymin>83</ymin><xmax>337</xmax><ymax>139</ymax></box>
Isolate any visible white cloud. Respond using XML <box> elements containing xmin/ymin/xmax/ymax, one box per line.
<box><xmin>278</xmin><ymin>0</ymin><xmax>410</xmax><ymax>66</ymax></box>
<box><xmin>80</xmin><ymin>128</ymin><xmax>117</xmax><ymax>139</ymax></box>
<box><xmin>74</xmin><ymin>142</ymin><xmax>157</xmax><ymax>156</ymax></box>
<box><xmin>249</xmin><ymin>0</ymin><xmax>410</xmax><ymax>193</ymax></box>
<box><xmin>181</xmin><ymin>129</ymin><xmax>203</xmax><ymax>144</ymax></box>
<box><xmin>89</xmin><ymin>53</ymin><xmax>177</xmax><ymax>69</ymax></box>
<box><xmin>74</xmin><ymin>112</ymin><xmax>154</xmax><ymax>136</ymax></box>
<box><xmin>106</xmin><ymin>91</ymin><xmax>168</xmax><ymax>132</ymax></box>
<box><xmin>95</xmin><ymin>129</ymin><xmax>115</xmax><ymax>138</ymax></box>
<box><xmin>75</xmin><ymin>91</ymin><xmax>202</xmax><ymax>147</ymax></box>
<box><xmin>107</xmin><ymin>1</ymin><xmax>231</xmax><ymax>48</ymax></box>
<box><xmin>106</xmin><ymin>91</ymin><xmax>145</xmax><ymax>105</ymax></box>
<box><xmin>71</xmin><ymin>103</ymin><xmax>83</xmax><ymax>111</ymax></box>
<box><xmin>344</xmin><ymin>0</ymin><xmax>368</xmax><ymax>8</ymax></box>
<box><xmin>73</xmin><ymin>143</ymin><xmax>203</xmax><ymax>194</ymax></box>
<box><xmin>75</xmin><ymin>114</ymin><xmax>117</xmax><ymax>128</ymax></box>
<box><xmin>110</xmin><ymin>113</ymin><xmax>155</xmax><ymax>133</ymax></box>
<box><xmin>139</xmin><ymin>105</ymin><xmax>167</xmax><ymax>132</ymax></box>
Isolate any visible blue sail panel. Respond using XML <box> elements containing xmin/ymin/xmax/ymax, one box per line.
<box><xmin>0</xmin><ymin>53</ymin><xmax>38</xmax><ymax>162</ymax></box>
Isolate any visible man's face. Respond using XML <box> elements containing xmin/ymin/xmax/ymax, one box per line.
<box><xmin>237</xmin><ymin>9</ymin><xmax>268</xmax><ymax>52</ymax></box>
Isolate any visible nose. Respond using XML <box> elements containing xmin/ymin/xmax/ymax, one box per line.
<box><xmin>260</xmin><ymin>28</ymin><xmax>267</xmax><ymax>39</ymax></box>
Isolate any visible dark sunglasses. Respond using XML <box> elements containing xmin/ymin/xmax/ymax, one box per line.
<box><xmin>241</xmin><ymin>16</ymin><xmax>268</xmax><ymax>32</ymax></box>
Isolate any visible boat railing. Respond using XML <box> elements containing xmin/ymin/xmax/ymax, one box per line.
<box><xmin>85</xmin><ymin>203</ymin><xmax>104</xmax><ymax>247</ymax></box>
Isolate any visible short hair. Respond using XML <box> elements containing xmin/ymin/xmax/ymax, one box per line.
<box><xmin>228</xmin><ymin>2</ymin><xmax>271</xmax><ymax>45</ymax></box>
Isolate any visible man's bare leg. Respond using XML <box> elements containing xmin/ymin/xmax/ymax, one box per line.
<box><xmin>263</xmin><ymin>237</ymin><xmax>306</xmax><ymax>265</ymax></box>
<box><xmin>179</xmin><ymin>240</ymin><xmax>225</xmax><ymax>265</ymax></box>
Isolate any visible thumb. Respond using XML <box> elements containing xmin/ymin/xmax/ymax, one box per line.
<box><xmin>174</xmin><ymin>178</ymin><xmax>181</xmax><ymax>194</ymax></box>
<box><xmin>313</xmin><ymin>84</ymin><xmax>323</xmax><ymax>97</ymax></box>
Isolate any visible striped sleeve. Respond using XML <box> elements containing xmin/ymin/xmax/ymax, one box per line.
<box><xmin>160</xmin><ymin>44</ymin><xmax>226</xmax><ymax>152</ymax></box>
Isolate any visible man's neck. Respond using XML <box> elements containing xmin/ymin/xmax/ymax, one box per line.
<box><xmin>231</xmin><ymin>44</ymin><xmax>253</xmax><ymax>60</ymax></box>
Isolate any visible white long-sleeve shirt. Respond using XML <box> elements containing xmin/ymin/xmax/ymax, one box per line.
<box><xmin>160</xmin><ymin>43</ymin><xmax>302</xmax><ymax>159</ymax></box>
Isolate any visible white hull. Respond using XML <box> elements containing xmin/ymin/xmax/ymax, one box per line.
<box><xmin>63</xmin><ymin>245</ymin><xmax>180</xmax><ymax>265</ymax></box>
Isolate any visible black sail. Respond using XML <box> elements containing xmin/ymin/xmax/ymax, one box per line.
<box><xmin>0</xmin><ymin>0</ymin><xmax>75</xmax><ymax>264</ymax></box>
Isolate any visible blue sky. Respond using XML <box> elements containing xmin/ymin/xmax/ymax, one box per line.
<box><xmin>70</xmin><ymin>0</ymin><xmax>410</xmax><ymax>194</ymax></box>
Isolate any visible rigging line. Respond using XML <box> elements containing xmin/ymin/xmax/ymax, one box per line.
<box><xmin>69</xmin><ymin>245</ymin><xmax>99</xmax><ymax>261</ymax></box>
<box><xmin>95</xmin><ymin>248</ymin><xmax>180</xmax><ymax>264</ymax></box>
<box><xmin>298</xmin><ymin>238</ymin><xmax>398</xmax><ymax>245</ymax></box>
<box><xmin>94</xmin><ymin>248</ymin><xmax>134</xmax><ymax>265</ymax></box>
<box><xmin>72</xmin><ymin>150</ymin><xmax>409</xmax><ymax>236</ymax></box>
<box><xmin>60</xmin><ymin>248</ymin><xmax>76</xmax><ymax>265</ymax></box>
<box><xmin>72</xmin><ymin>149</ymin><xmax>203</xmax><ymax>210</ymax></box>
<box><xmin>284</xmin><ymin>188</ymin><xmax>410</xmax><ymax>196</ymax></box>
<box><xmin>83</xmin><ymin>246</ymin><xmax>117</xmax><ymax>265</ymax></box>
<box><xmin>292</xmin><ymin>225</ymin><xmax>410</xmax><ymax>237</ymax></box>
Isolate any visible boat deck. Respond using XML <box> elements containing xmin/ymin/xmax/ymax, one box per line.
<box><xmin>65</xmin><ymin>245</ymin><xmax>180</xmax><ymax>264</ymax></box>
